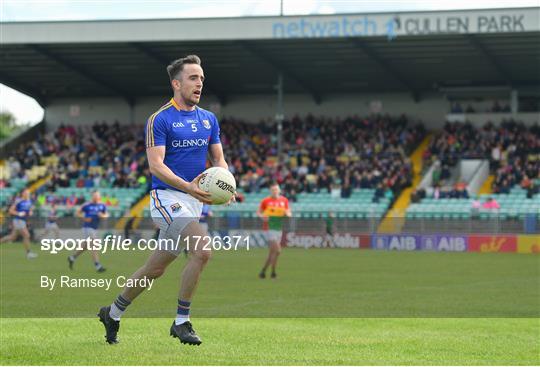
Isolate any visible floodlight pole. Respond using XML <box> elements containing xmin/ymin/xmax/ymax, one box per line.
<box><xmin>276</xmin><ymin>73</ymin><xmax>284</xmax><ymax>159</ymax></box>
<box><xmin>510</xmin><ymin>89</ymin><xmax>518</xmax><ymax>115</ymax></box>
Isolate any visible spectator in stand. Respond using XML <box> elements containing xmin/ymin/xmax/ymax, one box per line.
<box><xmin>521</xmin><ymin>175</ymin><xmax>532</xmax><ymax>190</ymax></box>
<box><xmin>84</xmin><ymin>176</ymin><xmax>94</xmax><ymax>188</ymax></box>
<box><xmin>433</xmin><ymin>184</ymin><xmax>441</xmax><ymax>199</ymax></box>
<box><xmin>113</xmin><ymin>174</ymin><xmax>127</xmax><ymax>188</ymax></box>
<box><xmin>440</xmin><ymin>164</ymin><xmax>451</xmax><ymax>181</ymax></box>
<box><xmin>66</xmin><ymin>193</ymin><xmax>78</xmax><ymax>207</ymax></box>
<box><xmin>527</xmin><ymin>182</ymin><xmax>538</xmax><ymax>199</ymax></box>
<box><xmin>318</xmin><ymin>172</ymin><xmax>332</xmax><ymax>193</ymax></box>
<box><xmin>341</xmin><ymin>178</ymin><xmax>352</xmax><ymax>199</ymax></box>
<box><xmin>482</xmin><ymin>197</ymin><xmax>500</xmax><ymax>210</ymax></box>
<box><xmin>491</xmin><ymin>144</ymin><xmax>502</xmax><ymax>170</ymax></box>
<box><xmin>432</xmin><ymin>161</ymin><xmax>442</xmax><ymax>186</ymax></box>
<box><xmin>451</xmin><ymin>182</ymin><xmax>469</xmax><ymax>199</ymax></box>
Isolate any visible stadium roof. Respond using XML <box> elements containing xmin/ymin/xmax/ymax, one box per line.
<box><xmin>1</xmin><ymin>7</ymin><xmax>539</xmax><ymax>106</ymax></box>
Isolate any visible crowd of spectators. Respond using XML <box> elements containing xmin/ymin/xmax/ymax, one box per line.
<box><xmin>423</xmin><ymin>120</ymin><xmax>539</xmax><ymax>194</ymax></box>
<box><xmin>221</xmin><ymin>113</ymin><xmax>425</xmax><ymax>201</ymax></box>
<box><xmin>5</xmin><ymin>114</ymin><xmax>425</xmax><ymax>206</ymax></box>
<box><xmin>5</xmin><ymin>121</ymin><xmax>151</xmax><ymax>193</ymax></box>
<box><xmin>493</xmin><ymin>157</ymin><xmax>539</xmax><ymax>198</ymax></box>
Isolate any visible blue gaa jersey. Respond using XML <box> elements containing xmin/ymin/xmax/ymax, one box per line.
<box><xmin>200</xmin><ymin>204</ymin><xmax>211</xmax><ymax>223</ymax></box>
<box><xmin>14</xmin><ymin>199</ymin><xmax>33</xmax><ymax>221</ymax></box>
<box><xmin>81</xmin><ymin>202</ymin><xmax>107</xmax><ymax>229</ymax></box>
<box><xmin>145</xmin><ymin>98</ymin><xmax>221</xmax><ymax>191</ymax></box>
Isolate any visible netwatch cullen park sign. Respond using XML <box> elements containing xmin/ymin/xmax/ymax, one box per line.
<box><xmin>272</xmin><ymin>11</ymin><xmax>532</xmax><ymax>40</ymax></box>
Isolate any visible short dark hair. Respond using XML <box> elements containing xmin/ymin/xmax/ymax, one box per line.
<box><xmin>166</xmin><ymin>55</ymin><xmax>201</xmax><ymax>81</ymax></box>
<box><xmin>269</xmin><ymin>182</ymin><xmax>279</xmax><ymax>188</ymax></box>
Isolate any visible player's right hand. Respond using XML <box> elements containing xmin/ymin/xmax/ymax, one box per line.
<box><xmin>185</xmin><ymin>173</ymin><xmax>213</xmax><ymax>204</ymax></box>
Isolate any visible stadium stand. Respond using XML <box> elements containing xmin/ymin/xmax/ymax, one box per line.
<box><xmin>3</xmin><ymin>115</ymin><xmax>538</xmax><ymax>234</ymax></box>
<box><xmin>0</xmin><ymin>178</ymin><xmax>27</xmax><ymax>207</ymax></box>
<box><xmin>222</xmin><ymin>114</ymin><xmax>424</xmax><ymax>194</ymax></box>
<box><xmin>404</xmin><ymin>120</ymin><xmax>539</xmax><ymax>233</ymax></box>
<box><xmin>136</xmin><ymin>114</ymin><xmax>425</xmax><ymax>221</ymax></box>
<box><xmin>2</xmin><ymin>122</ymin><xmax>150</xmax><ymax>221</ymax></box>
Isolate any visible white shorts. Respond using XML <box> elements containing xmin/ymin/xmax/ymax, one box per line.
<box><xmin>82</xmin><ymin>227</ymin><xmax>97</xmax><ymax>239</ymax></box>
<box><xmin>265</xmin><ymin>230</ymin><xmax>282</xmax><ymax>243</ymax></box>
<box><xmin>12</xmin><ymin>219</ymin><xmax>27</xmax><ymax>230</ymax></box>
<box><xmin>45</xmin><ymin>222</ymin><xmax>59</xmax><ymax>231</ymax></box>
<box><xmin>150</xmin><ymin>189</ymin><xmax>203</xmax><ymax>256</ymax></box>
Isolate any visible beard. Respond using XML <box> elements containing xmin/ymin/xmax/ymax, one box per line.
<box><xmin>181</xmin><ymin>91</ymin><xmax>200</xmax><ymax>106</ymax></box>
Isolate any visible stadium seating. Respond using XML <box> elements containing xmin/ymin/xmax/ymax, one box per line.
<box><xmin>0</xmin><ymin>178</ymin><xmax>27</xmax><ymax>206</ymax></box>
<box><xmin>406</xmin><ymin>184</ymin><xmax>540</xmax><ymax>220</ymax></box>
<box><xmin>141</xmin><ymin>188</ymin><xmax>393</xmax><ymax>220</ymax></box>
<box><xmin>211</xmin><ymin>188</ymin><xmax>393</xmax><ymax>219</ymax></box>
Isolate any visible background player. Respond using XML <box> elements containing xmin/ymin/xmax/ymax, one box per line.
<box><xmin>41</xmin><ymin>202</ymin><xmax>60</xmax><ymax>239</ymax></box>
<box><xmin>67</xmin><ymin>191</ymin><xmax>108</xmax><ymax>272</ymax></box>
<box><xmin>0</xmin><ymin>188</ymin><xmax>37</xmax><ymax>259</ymax></box>
<box><xmin>98</xmin><ymin>55</ymin><xmax>232</xmax><ymax>346</ymax></box>
<box><xmin>322</xmin><ymin>211</ymin><xmax>336</xmax><ymax>248</ymax></box>
<box><xmin>257</xmin><ymin>182</ymin><xmax>291</xmax><ymax>279</ymax></box>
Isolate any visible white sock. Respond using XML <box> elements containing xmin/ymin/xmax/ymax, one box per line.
<box><xmin>109</xmin><ymin>303</ymin><xmax>124</xmax><ymax>321</ymax></box>
<box><xmin>175</xmin><ymin>316</ymin><xmax>190</xmax><ymax>325</ymax></box>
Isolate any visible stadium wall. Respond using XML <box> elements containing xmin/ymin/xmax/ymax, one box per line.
<box><xmin>44</xmin><ymin>92</ymin><xmax>446</xmax><ymax>128</ymax></box>
<box><xmin>44</xmin><ymin>93</ymin><xmax>538</xmax><ymax>130</ymax></box>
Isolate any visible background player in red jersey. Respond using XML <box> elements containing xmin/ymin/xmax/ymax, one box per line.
<box><xmin>256</xmin><ymin>182</ymin><xmax>291</xmax><ymax>279</ymax></box>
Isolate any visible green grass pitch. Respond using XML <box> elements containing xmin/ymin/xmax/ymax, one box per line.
<box><xmin>1</xmin><ymin>242</ymin><xmax>539</xmax><ymax>365</ymax></box>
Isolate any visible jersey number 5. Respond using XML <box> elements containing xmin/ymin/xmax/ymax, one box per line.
<box><xmin>191</xmin><ymin>124</ymin><xmax>197</xmax><ymax>132</ymax></box>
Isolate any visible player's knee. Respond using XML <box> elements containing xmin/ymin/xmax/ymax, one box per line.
<box><xmin>271</xmin><ymin>242</ymin><xmax>281</xmax><ymax>254</ymax></box>
<box><xmin>145</xmin><ymin>265</ymin><xmax>166</xmax><ymax>279</ymax></box>
<box><xmin>194</xmin><ymin>248</ymin><xmax>212</xmax><ymax>263</ymax></box>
